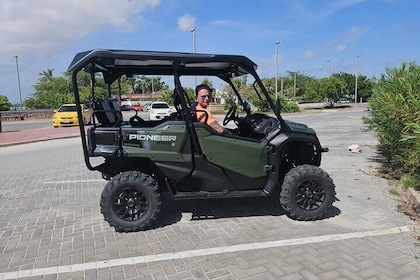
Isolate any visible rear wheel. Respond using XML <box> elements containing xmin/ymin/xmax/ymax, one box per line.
<box><xmin>100</xmin><ymin>171</ymin><xmax>161</xmax><ymax>232</ymax></box>
<box><xmin>280</xmin><ymin>164</ymin><xmax>336</xmax><ymax>221</ymax></box>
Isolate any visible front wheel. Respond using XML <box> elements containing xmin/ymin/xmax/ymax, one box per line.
<box><xmin>280</xmin><ymin>164</ymin><xmax>336</xmax><ymax>221</ymax></box>
<box><xmin>100</xmin><ymin>171</ymin><xmax>161</xmax><ymax>232</ymax></box>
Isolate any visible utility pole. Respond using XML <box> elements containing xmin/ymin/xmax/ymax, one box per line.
<box><xmin>275</xmin><ymin>40</ymin><xmax>284</xmax><ymax>100</ymax></box>
<box><xmin>13</xmin><ymin>56</ymin><xmax>23</xmax><ymax>110</ymax></box>
<box><xmin>355</xmin><ymin>54</ymin><xmax>364</xmax><ymax>106</ymax></box>
<box><xmin>152</xmin><ymin>78</ymin><xmax>155</xmax><ymax>102</ymax></box>
<box><xmin>326</xmin><ymin>59</ymin><xmax>331</xmax><ymax>77</ymax></box>
<box><xmin>188</xmin><ymin>28</ymin><xmax>197</xmax><ymax>88</ymax></box>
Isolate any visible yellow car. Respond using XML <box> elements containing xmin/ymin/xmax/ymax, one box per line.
<box><xmin>52</xmin><ymin>104</ymin><xmax>92</xmax><ymax>127</ymax></box>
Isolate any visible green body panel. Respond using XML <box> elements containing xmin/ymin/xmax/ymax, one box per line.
<box><xmin>284</xmin><ymin>120</ymin><xmax>316</xmax><ymax>134</ymax></box>
<box><xmin>195</xmin><ymin>127</ymin><xmax>268</xmax><ymax>178</ymax></box>
<box><xmin>122</xmin><ymin>124</ymin><xmax>188</xmax><ymax>162</ymax></box>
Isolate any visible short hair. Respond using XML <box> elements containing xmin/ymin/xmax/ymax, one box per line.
<box><xmin>195</xmin><ymin>84</ymin><xmax>212</xmax><ymax>97</ymax></box>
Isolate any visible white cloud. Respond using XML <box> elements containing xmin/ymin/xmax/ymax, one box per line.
<box><xmin>305</xmin><ymin>50</ymin><xmax>316</xmax><ymax>59</ymax></box>
<box><xmin>0</xmin><ymin>0</ymin><xmax>161</xmax><ymax>101</ymax></box>
<box><xmin>177</xmin><ymin>14</ymin><xmax>196</xmax><ymax>31</ymax></box>
<box><xmin>257</xmin><ymin>54</ymin><xmax>285</xmax><ymax>69</ymax></box>
<box><xmin>332</xmin><ymin>26</ymin><xmax>369</xmax><ymax>53</ymax></box>
<box><xmin>211</xmin><ymin>19</ymin><xmax>235</xmax><ymax>27</ymax></box>
<box><xmin>346</xmin><ymin>26</ymin><xmax>370</xmax><ymax>39</ymax></box>
<box><xmin>285</xmin><ymin>0</ymin><xmax>367</xmax><ymax>22</ymax></box>
<box><xmin>0</xmin><ymin>0</ymin><xmax>160</xmax><ymax>55</ymax></box>
<box><xmin>337</xmin><ymin>44</ymin><xmax>347</xmax><ymax>52</ymax></box>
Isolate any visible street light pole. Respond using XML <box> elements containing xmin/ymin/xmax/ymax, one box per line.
<box><xmin>13</xmin><ymin>56</ymin><xmax>23</xmax><ymax>110</ymax></box>
<box><xmin>188</xmin><ymin>28</ymin><xmax>197</xmax><ymax>88</ymax></box>
<box><xmin>275</xmin><ymin>40</ymin><xmax>284</xmax><ymax>100</ymax></box>
<box><xmin>151</xmin><ymin>77</ymin><xmax>155</xmax><ymax>102</ymax></box>
<box><xmin>326</xmin><ymin>59</ymin><xmax>331</xmax><ymax>77</ymax></box>
<box><xmin>355</xmin><ymin>54</ymin><xmax>364</xmax><ymax>106</ymax></box>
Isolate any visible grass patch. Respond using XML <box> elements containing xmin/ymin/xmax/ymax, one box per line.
<box><xmin>389</xmin><ymin>188</ymin><xmax>400</xmax><ymax>196</ymax></box>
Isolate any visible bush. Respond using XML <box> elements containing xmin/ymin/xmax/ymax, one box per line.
<box><xmin>281</xmin><ymin>99</ymin><xmax>300</xmax><ymax>113</ymax></box>
<box><xmin>364</xmin><ymin>62</ymin><xmax>420</xmax><ymax>190</ymax></box>
<box><xmin>223</xmin><ymin>97</ymin><xmax>236</xmax><ymax>110</ymax></box>
<box><xmin>248</xmin><ymin>95</ymin><xmax>299</xmax><ymax>113</ymax></box>
<box><xmin>0</xmin><ymin>95</ymin><xmax>12</xmax><ymax>111</ymax></box>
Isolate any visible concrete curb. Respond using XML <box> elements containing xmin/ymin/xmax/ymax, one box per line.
<box><xmin>0</xmin><ymin>134</ymin><xmax>79</xmax><ymax>147</ymax></box>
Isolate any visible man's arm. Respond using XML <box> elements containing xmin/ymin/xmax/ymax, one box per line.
<box><xmin>209</xmin><ymin>120</ymin><xmax>231</xmax><ymax>135</ymax></box>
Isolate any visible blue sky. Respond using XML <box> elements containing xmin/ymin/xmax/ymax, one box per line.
<box><xmin>0</xmin><ymin>0</ymin><xmax>419</xmax><ymax>104</ymax></box>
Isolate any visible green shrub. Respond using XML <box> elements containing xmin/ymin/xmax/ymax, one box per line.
<box><xmin>223</xmin><ymin>97</ymin><xmax>236</xmax><ymax>110</ymax></box>
<box><xmin>0</xmin><ymin>95</ymin><xmax>12</xmax><ymax>111</ymax></box>
<box><xmin>281</xmin><ymin>99</ymin><xmax>300</xmax><ymax>113</ymax></box>
<box><xmin>364</xmin><ymin>62</ymin><xmax>420</xmax><ymax>190</ymax></box>
<box><xmin>246</xmin><ymin>93</ymin><xmax>299</xmax><ymax>113</ymax></box>
<box><xmin>400</xmin><ymin>119</ymin><xmax>420</xmax><ymax>188</ymax></box>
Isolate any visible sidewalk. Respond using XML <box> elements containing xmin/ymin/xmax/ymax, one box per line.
<box><xmin>0</xmin><ymin>125</ymin><xmax>80</xmax><ymax>147</ymax></box>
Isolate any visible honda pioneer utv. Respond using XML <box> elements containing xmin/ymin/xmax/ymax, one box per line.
<box><xmin>68</xmin><ymin>49</ymin><xmax>336</xmax><ymax>232</ymax></box>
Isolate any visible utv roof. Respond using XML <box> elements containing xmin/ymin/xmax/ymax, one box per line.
<box><xmin>67</xmin><ymin>49</ymin><xmax>258</xmax><ymax>81</ymax></box>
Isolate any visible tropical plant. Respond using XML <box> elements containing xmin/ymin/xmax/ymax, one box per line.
<box><xmin>0</xmin><ymin>95</ymin><xmax>12</xmax><ymax>111</ymax></box>
<box><xmin>364</xmin><ymin>61</ymin><xmax>420</xmax><ymax>189</ymax></box>
<box><xmin>305</xmin><ymin>77</ymin><xmax>347</xmax><ymax>106</ymax></box>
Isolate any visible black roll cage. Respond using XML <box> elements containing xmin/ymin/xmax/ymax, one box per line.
<box><xmin>68</xmin><ymin>49</ymin><xmax>285</xmax><ymax>169</ymax></box>
<box><xmin>68</xmin><ymin>49</ymin><xmax>282</xmax><ymax>115</ymax></box>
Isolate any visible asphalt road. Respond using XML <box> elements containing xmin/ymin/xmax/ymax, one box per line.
<box><xmin>0</xmin><ymin>104</ymin><xmax>325</xmax><ymax>132</ymax></box>
<box><xmin>0</xmin><ymin>111</ymin><xmax>151</xmax><ymax>132</ymax></box>
<box><xmin>1</xmin><ymin>108</ymin><xmax>419</xmax><ymax>279</ymax></box>
<box><xmin>0</xmin><ymin>119</ymin><xmax>52</xmax><ymax>132</ymax></box>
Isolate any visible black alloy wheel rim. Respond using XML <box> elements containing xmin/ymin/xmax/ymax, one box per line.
<box><xmin>295</xmin><ymin>180</ymin><xmax>326</xmax><ymax>211</ymax></box>
<box><xmin>112</xmin><ymin>187</ymin><xmax>148</xmax><ymax>221</ymax></box>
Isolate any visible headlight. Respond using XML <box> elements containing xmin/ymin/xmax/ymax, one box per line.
<box><xmin>53</xmin><ymin>115</ymin><xmax>58</xmax><ymax>119</ymax></box>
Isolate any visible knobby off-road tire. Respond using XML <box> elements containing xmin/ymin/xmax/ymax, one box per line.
<box><xmin>100</xmin><ymin>171</ymin><xmax>161</xmax><ymax>232</ymax></box>
<box><xmin>280</xmin><ymin>164</ymin><xmax>336</xmax><ymax>221</ymax></box>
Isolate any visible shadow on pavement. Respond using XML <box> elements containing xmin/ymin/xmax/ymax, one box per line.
<box><xmin>150</xmin><ymin>193</ymin><xmax>341</xmax><ymax>230</ymax></box>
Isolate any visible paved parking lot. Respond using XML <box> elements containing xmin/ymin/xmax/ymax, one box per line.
<box><xmin>0</xmin><ymin>108</ymin><xmax>419</xmax><ymax>279</ymax></box>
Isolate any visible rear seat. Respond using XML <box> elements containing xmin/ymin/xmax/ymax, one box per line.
<box><xmin>91</xmin><ymin>98</ymin><xmax>123</xmax><ymax>127</ymax></box>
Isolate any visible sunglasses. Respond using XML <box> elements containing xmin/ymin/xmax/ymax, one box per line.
<box><xmin>200</xmin><ymin>95</ymin><xmax>211</xmax><ymax>100</ymax></box>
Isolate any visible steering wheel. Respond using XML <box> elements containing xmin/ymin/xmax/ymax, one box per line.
<box><xmin>129</xmin><ymin>115</ymin><xmax>145</xmax><ymax>127</ymax></box>
<box><xmin>223</xmin><ymin>105</ymin><xmax>238</xmax><ymax>126</ymax></box>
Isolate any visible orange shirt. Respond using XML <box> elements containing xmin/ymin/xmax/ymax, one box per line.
<box><xmin>196</xmin><ymin>104</ymin><xmax>216</xmax><ymax>125</ymax></box>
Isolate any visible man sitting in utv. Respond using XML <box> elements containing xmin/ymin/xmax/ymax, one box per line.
<box><xmin>195</xmin><ymin>84</ymin><xmax>231</xmax><ymax>135</ymax></box>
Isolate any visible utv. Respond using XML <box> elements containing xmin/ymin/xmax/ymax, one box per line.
<box><xmin>68</xmin><ymin>49</ymin><xmax>336</xmax><ymax>232</ymax></box>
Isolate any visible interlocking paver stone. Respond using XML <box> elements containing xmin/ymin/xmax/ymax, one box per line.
<box><xmin>1</xmin><ymin>109</ymin><xmax>420</xmax><ymax>280</ymax></box>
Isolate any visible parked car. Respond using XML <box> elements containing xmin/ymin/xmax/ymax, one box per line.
<box><xmin>131</xmin><ymin>104</ymin><xmax>144</xmax><ymax>111</ymax></box>
<box><xmin>119</xmin><ymin>104</ymin><xmax>132</xmax><ymax>111</ymax></box>
<box><xmin>52</xmin><ymin>104</ymin><xmax>92</xmax><ymax>127</ymax></box>
<box><xmin>149</xmin><ymin>101</ymin><xmax>171</xmax><ymax>120</ymax></box>
<box><xmin>337</xmin><ymin>97</ymin><xmax>350</xmax><ymax>103</ymax></box>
